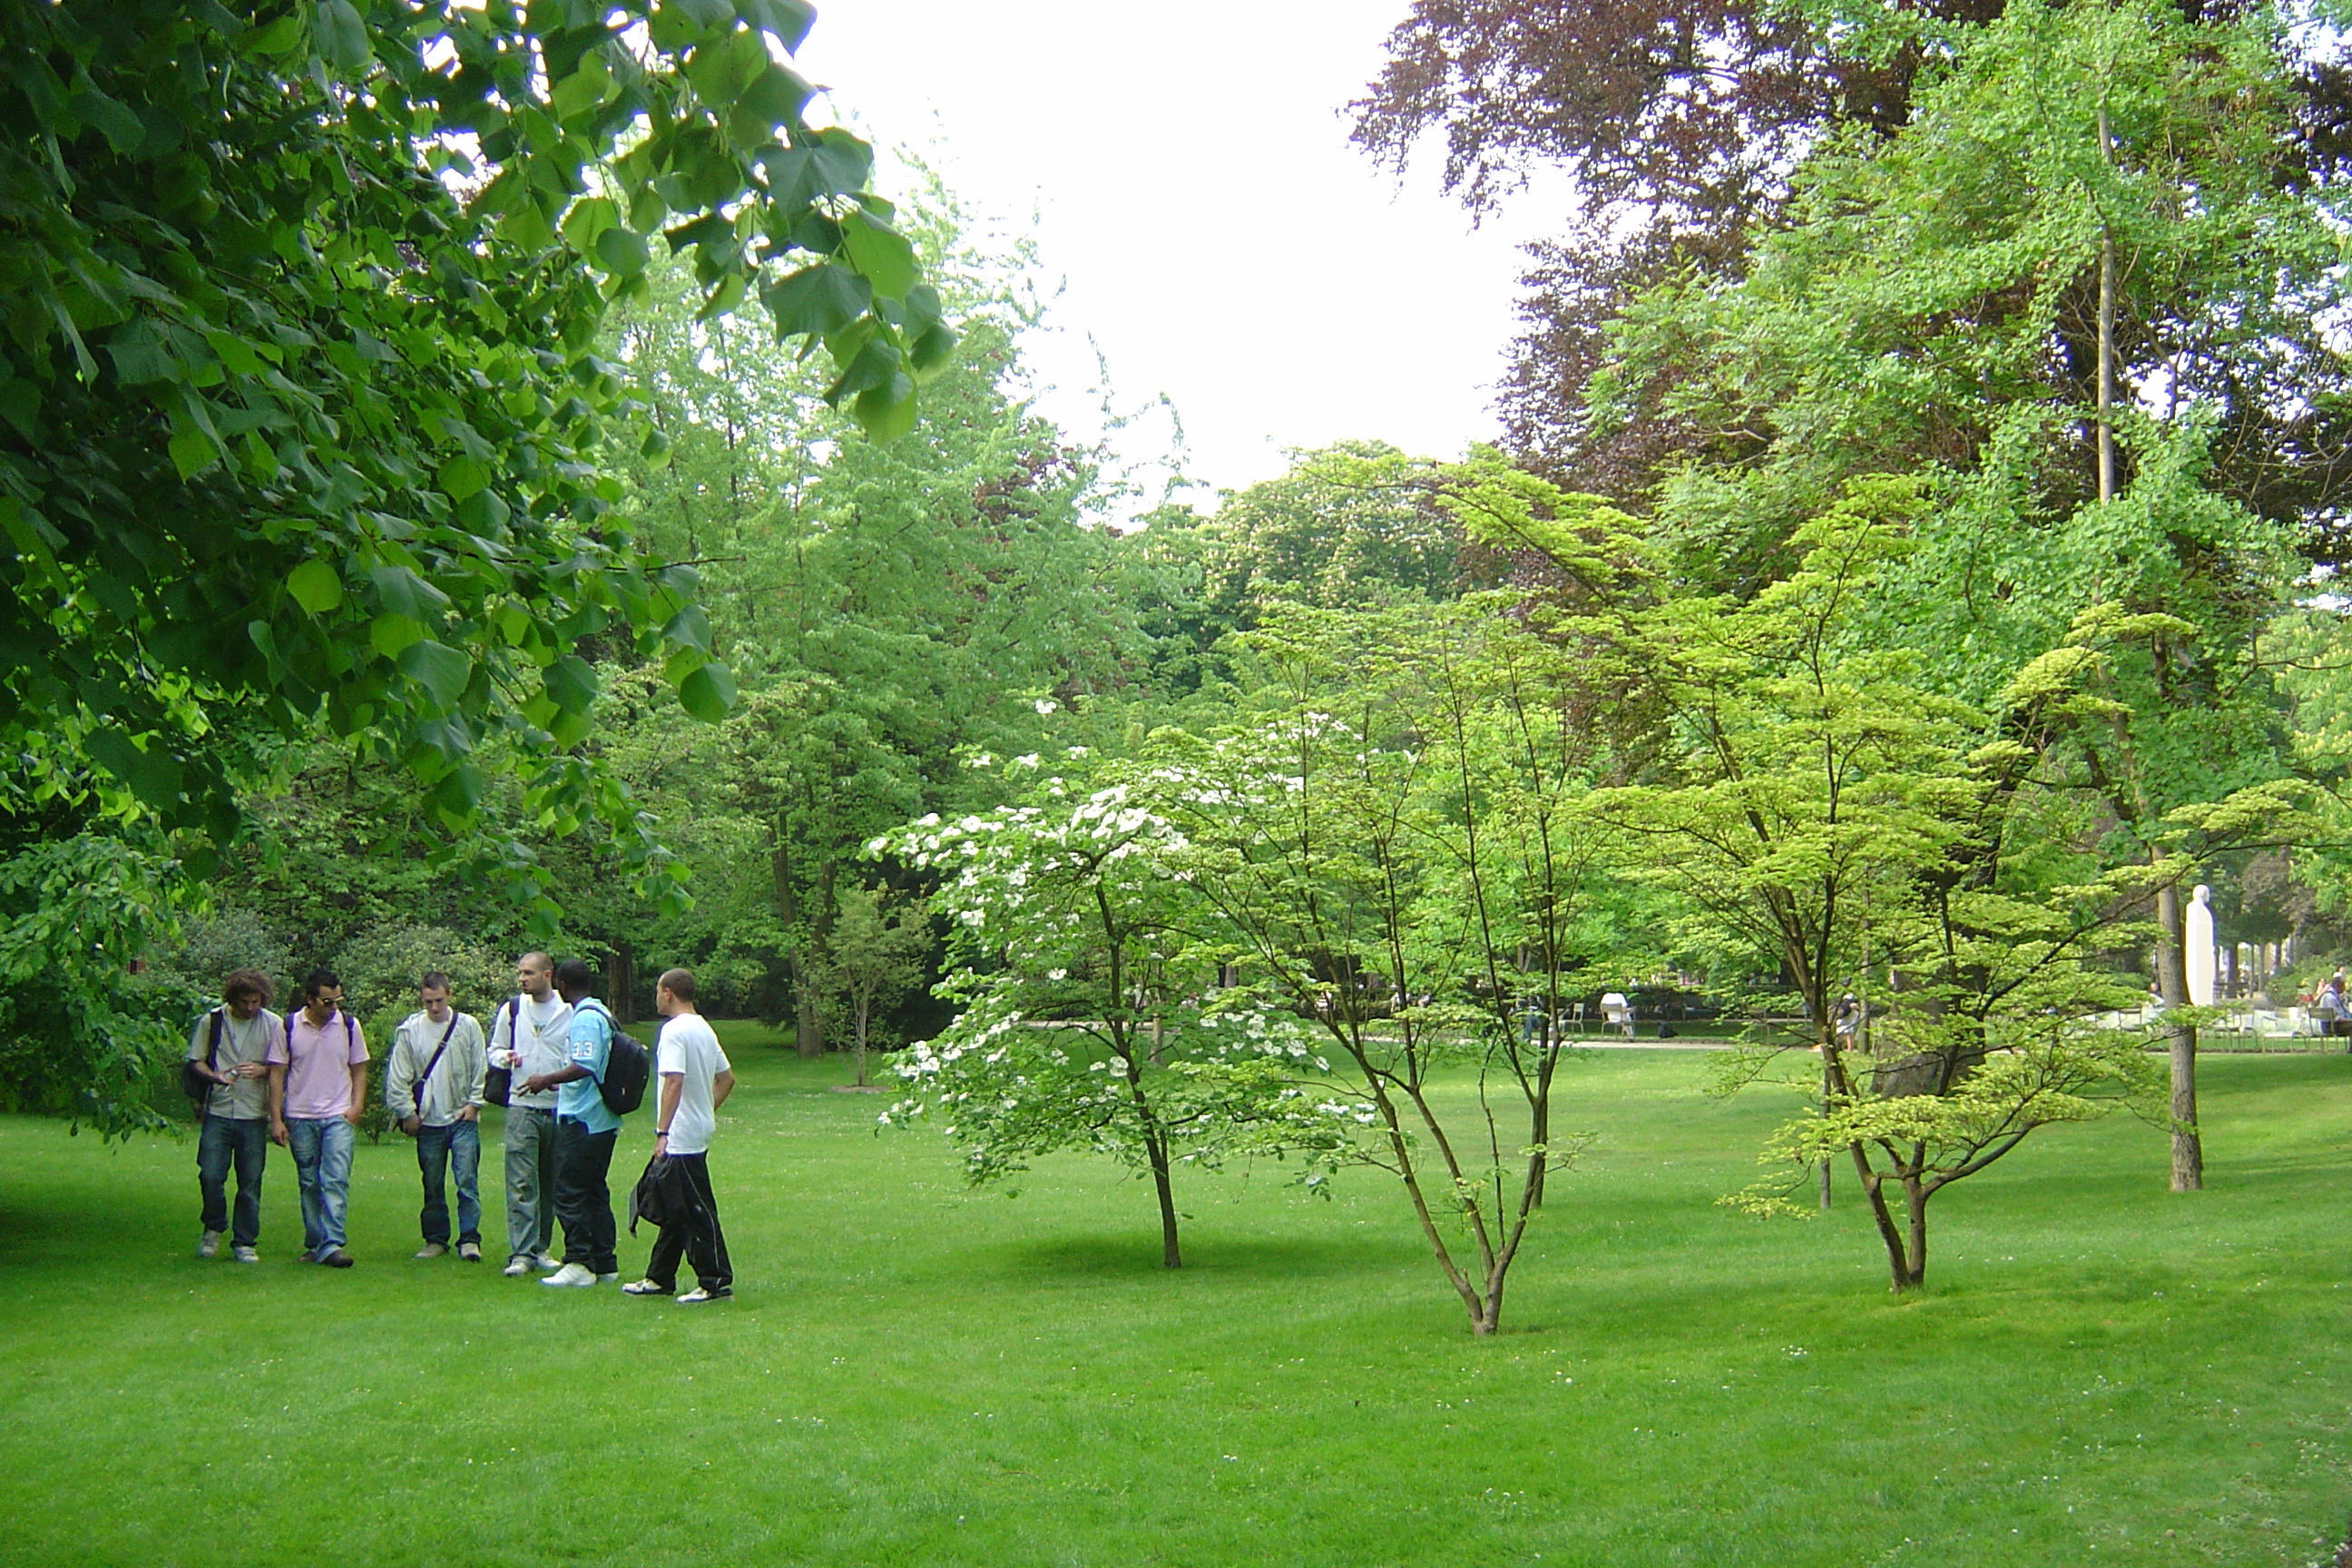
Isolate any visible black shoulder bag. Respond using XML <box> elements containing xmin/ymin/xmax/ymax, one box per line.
<box><xmin>483</xmin><ymin>996</ymin><xmax>521</xmax><ymax>1107</ymax></box>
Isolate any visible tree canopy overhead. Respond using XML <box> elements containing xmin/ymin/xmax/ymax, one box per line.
<box><xmin>0</xmin><ymin>0</ymin><xmax>941</xmax><ymax>893</ymax></box>
<box><xmin>1355</xmin><ymin>0</ymin><xmax>2352</xmax><ymax>534</ymax></box>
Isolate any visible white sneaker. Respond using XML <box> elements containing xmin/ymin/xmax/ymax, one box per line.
<box><xmin>198</xmin><ymin>1230</ymin><xmax>222</xmax><ymax>1259</ymax></box>
<box><xmin>675</xmin><ymin>1286</ymin><xmax>732</xmax><ymax>1305</ymax></box>
<box><xmin>414</xmin><ymin>1242</ymin><xmax>448</xmax><ymax>1259</ymax></box>
<box><xmin>595</xmin><ymin>1271</ymin><xmax>618</xmax><ymax>1284</ymax></box>
<box><xmin>541</xmin><ymin>1262</ymin><xmax>597</xmax><ymax>1288</ymax></box>
<box><xmin>503</xmin><ymin>1255</ymin><xmax>532</xmax><ymax>1278</ymax></box>
<box><xmin>230</xmin><ymin>1246</ymin><xmax>260</xmax><ymax>1264</ymax></box>
<box><xmin>532</xmin><ymin>1252</ymin><xmax>562</xmax><ymax>1272</ymax></box>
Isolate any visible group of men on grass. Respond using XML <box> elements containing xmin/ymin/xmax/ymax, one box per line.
<box><xmin>185</xmin><ymin>954</ymin><xmax>737</xmax><ymax>1302</ymax></box>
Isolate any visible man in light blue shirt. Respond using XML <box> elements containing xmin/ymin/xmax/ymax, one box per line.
<box><xmin>523</xmin><ymin>957</ymin><xmax>622</xmax><ymax>1287</ymax></box>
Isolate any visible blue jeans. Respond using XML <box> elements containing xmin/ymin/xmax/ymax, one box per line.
<box><xmin>415</xmin><ymin>1119</ymin><xmax>481</xmax><ymax>1246</ymax></box>
<box><xmin>197</xmin><ymin>1115</ymin><xmax>268</xmax><ymax>1248</ymax></box>
<box><xmin>286</xmin><ymin>1116</ymin><xmax>355</xmax><ymax>1259</ymax></box>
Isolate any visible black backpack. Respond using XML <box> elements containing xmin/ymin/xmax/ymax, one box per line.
<box><xmin>577</xmin><ymin>999</ymin><xmax>650</xmax><ymax>1116</ymax></box>
<box><xmin>180</xmin><ymin>1008</ymin><xmax>228</xmax><ymax>1115</ymax></box>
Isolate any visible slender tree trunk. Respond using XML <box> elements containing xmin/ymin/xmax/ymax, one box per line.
<box><xmin>1818</xmin><ymin>1055</ymin><xmax>1836</xmax><ymax>1210</ymax></box>
<box><xmin>609</xmin><ymin>942</ymin><xmax>633</xmax><ymax>1024</ymax></box>
<box><xmin>1901</xmin><ymin>1166</ymin><xmax>1928</xmax><ymax>1289</ymax></box>
<box><xmin>2154</xmin><ymin>878</ymin><xmax>2203</xmax><ymax>1190</ymax></box>
<box><xmin>854</xmin><ymin>1001</ymin><xmax>868</xmax><ymax>1087</ymax></box>
<box><xmin>2095</xmin><ymin>108</ymin><xmax>2203</xmax><ymax>1191</ymax></box>
<box><xmin>1147</xmin><ymin>1131</ymin><xmax>1181</xmax><ymax>1269</ymax></box>
<box><xmin>1854</xmin><ymin>1150</ymin><xmax>1914</xmax><ymax>1293</ymax></box>
<box><xmin>799</xmin><ymin>855</ymin><xmax>838</xmax><ymax>1058</ymax></box>
<box><xmin>771</xmin><ymin>834</ymin><xmax>827</xmax><ymax>1058</ymax></box>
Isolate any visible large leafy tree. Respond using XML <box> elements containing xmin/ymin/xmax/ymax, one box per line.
<box><xmin>583</xmin><ymin>233</ymin><xmax>1149</xmax><ymax>1052</ymax></box>
<box><xmin>1355</xmin><ymin>0</ymin><xmax>2352</xmax><ymax>531</ymax></box>
<box><xmin>0</xmin><ymin>0</ymin><xmax>936</xmax><ymax>1132</ymax></box>
<box><xmin>0</xmin><ymin>0</ymin><xmax>939</xmax><ymax>882</ymax></box>
<box><xmin>1575</xmin><ymin>0</ymin><xmax>2323</xmax><ymax>1189</ymax></box>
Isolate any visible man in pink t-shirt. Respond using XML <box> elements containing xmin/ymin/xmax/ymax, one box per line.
<box><xmin>267</xmin><ymin>968</ymin><xmax>370</xmax><ymax>1267</ymax></box>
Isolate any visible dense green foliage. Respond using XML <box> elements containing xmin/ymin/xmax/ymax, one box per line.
<box><xmin>0</xmin><ymin>0</ymin><xmax>944</xmax><ymax>1126</ymax></box>
<box><xmin>1</xmin><ymin>0</ymin><xmax>937</xmax><ymax>856</ymax></box>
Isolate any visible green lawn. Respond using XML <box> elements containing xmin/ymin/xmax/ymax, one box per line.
<box><xmin>2</xmin><ymin>1034</ymin><xmax>2347</xmax><ymax>1566</ymax></box>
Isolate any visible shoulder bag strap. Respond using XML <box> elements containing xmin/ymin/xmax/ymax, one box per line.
<box><xmin>413</xmin><ymin>1014</ymin><xmax>460</xmax><ymax>1113</ymax></box>
<box><xmin>206</xmin><ymin>1008</ymin><xmax>225</xmax><ymax>1072</ymax></box>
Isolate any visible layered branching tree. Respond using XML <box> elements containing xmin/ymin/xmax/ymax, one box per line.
<box><xmin>1152</xmin><ymin>600</ymin><xmax>1613</xmax><ymax>1334</ymax></box>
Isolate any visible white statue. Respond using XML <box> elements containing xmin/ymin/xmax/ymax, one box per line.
<box><xmin>2184</xmin><ymin>884</ymin><xmax>2217</xmax><ymax>1005</ymax></box>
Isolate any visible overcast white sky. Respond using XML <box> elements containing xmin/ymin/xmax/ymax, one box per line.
<box><xmin>790</xmin><ymin>0</ymin><xmax>1556</xmax><ymax>506</ymax></box>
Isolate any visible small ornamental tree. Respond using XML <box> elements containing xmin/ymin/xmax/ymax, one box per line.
<box><xmin>1152</xmin><ymin>600</ymin><xmax>1614</xmax><ymax>1335</ymax></box>
<box><xmin>817</xmin><ymin>882</ymin><xmax>930</xmax><ymax>1087</ymax></box>
<box><xmin>1464</xmin><ymin>465</ymin><xmax>2288</xmax><ymax>1292</ymax></box>
<box><xmin>875</xmin><ymin>768</ymin><xmax>1344</xmax><ymax>1269</ymax></box>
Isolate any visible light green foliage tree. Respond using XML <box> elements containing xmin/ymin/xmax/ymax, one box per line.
<box><xmin>1146</xmin><ymin>598</ymin><xmax>1613</xmax><ymax>1333</ymax></box>
<box><xmin>813</xmin><ymin>882</ymin><xmax>929</xmax><ymax>1087</ymax></box>
<box><xmin>1578</xmin><ymin>0</ymin><xmax>2321</xmax><ymax>1192</ymax></box>
<box><xmin>878</xmin><ymin>772</ymin><xmax>1343</xmax><ymax>1268</ymax></box>
<box><xmin>1131</xmin><ymin>443</ymin><xmax>1485</xmax><ymax>697</ymax></box>
<box><xmin>1463</xmin><ymin>460</ymin><xmax>2288</xmax><ymax>1290</ymax></box>
<box><xmin>142</xmin><ymin>909</ymin><xmax>292</xmax><ymax>1013</ymax></box>
<box><xmin>331</xmin><ymin>921</ymin><xmax>509</xmax><ymax>1030</ymax></box>
<box><xmin>592</xmin><ymin>239</ymin><xmax>1148</xmax><ymax>1052</ymax></box>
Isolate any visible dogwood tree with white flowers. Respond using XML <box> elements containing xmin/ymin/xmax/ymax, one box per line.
<box><xmin>872</xmin><ymin>761</ymin><xmax>1351</xmax><ymax>1268</ymax></box>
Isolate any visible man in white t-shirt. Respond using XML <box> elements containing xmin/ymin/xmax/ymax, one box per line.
<box><xmin>622</xmin><ymin>966</ymin><xmax>735</xmax><ymax>1304</ymax></box>
<box><xmin>485</xmin><ymin>951</ymin><xmax>573</xmax><ymax>1276</ymax></box>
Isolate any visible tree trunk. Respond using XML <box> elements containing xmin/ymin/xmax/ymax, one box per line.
<box><xmin>1900</xmin><ymin>1170</ymin><xmax>1928</xmax><ymax>1290</ymax></box>
<box><xmin>853</xmin><ymin>1001</ymin><xmax>868</xmax><ymax>1088</ymax></box>
<box><xmin>1853</xmin><ymin>1150</ymin><xmax>1914</xmax><ymax>1293</ymax></box>
<box><xmin>1147</xmin><ymin>1131</ymin><xmax>1181</xmax><ymax>1269</ymax></box>
<box><xmin>2153</xmin><ymin>878</ymin><xmax>2203</xmax><ymax>1191</ymax></box>
<box><xmin>1818</xmin><ymin>1056</ymin><xmax>1835</xmax><ymax>1210</ymax></box>
<box><xmin>609</xmin><ymin>942</ymin><xmax>634</xmax><ymax>1024</ymax></box>
<box><xmin>792</xmin><ymin>961</ymin><xmax>824</xmax><ymax>1058</ymax></box>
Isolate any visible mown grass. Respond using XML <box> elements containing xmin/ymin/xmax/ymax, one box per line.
<box><xmin>0</xmin><ymin>1033</ymin><xmax>2346</xmax><ymax>1566</ymax></box>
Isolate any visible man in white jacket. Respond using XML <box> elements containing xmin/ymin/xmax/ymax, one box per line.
<box><xmin>485</xmin><ymin>952</ymin><xmax>573</xmax><ymax>1276</ymax></box>
<box><xmin>386</xmin><ymin>972</ymin><xmax>489</xmax><ymax>1260</ymax></box>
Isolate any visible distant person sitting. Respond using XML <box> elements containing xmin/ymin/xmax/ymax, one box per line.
<box><xmin>1600</xmin><ymin>990</ymin><xmax>1632</xmax><ymax>1039</ymax></box>
<box><xmin>2320</xmin><ymin>973</ymin><xmax>2349</xmax><ymax>1042</ymax></box>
